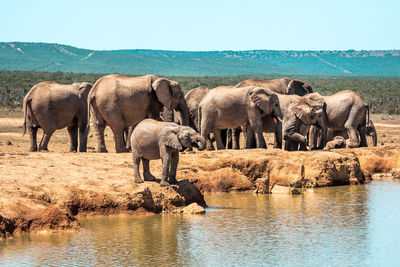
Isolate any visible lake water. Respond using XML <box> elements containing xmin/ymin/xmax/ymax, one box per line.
<box><xmin>1</xmin><ymin>180</ymin><xmax>400</xmax><ymax>266</ymax></box>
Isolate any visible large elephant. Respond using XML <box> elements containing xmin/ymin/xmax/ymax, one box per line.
<box><xmin>131</xmin><ymin>119</ymin><xmax>205</xmax><ymax>186</ymax></box>
<box><xmin>88</xmin><ymin>74</ymin><xmax>190</xmax><ymax>153</ymax></box>
<box><xmin>236</xmin><ymin>77</ymin><xmax>313</xmax><ymax>96</ymax></box>
<box><xmin>23</xmin><ymin>81</ymin><xmax>92</xmax><ymax>152</ymax></box>
<box><xmin>235</xmin><ymin>78</ymin><xmax>313</xmax><ymax>149</ymax></box>
<box><xmin>283</xmin><ymin>95</ymin><xmax>327</xmax><ymax>151</ymax></box>
<box><xmin>198</xmin><ymin>86</ymin><xmax>282</xmax><ymax>149</ymax></box>
<box><xmin>306</xmin><ymin>90</ymin><xmax>371</xmax><ymax>148</ymax></box>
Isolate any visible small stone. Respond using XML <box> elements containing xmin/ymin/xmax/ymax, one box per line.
<box><xmin>270</xmin><ymin>185</ymin><xmax>301</xmax><ymax>194</ymax></box>
<box><xmin>390</xmin><ymin>168</ymin><xmax>400</xmax><ymax>178</ymax></box>
<box><xmin>182</xmin><ymin>203</ymin><xmax>206</xmax><ymax>214</ymax></box>
<box><xmin>6</xmin><ymin>141</ymin><xmax>12</xmax><ymax>146</ymax></box>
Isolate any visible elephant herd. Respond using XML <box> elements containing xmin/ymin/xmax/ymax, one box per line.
<box><xmin>22</xmin><ymin>74</ymin><xmax>377</xmax><ymax>155</ymax></box>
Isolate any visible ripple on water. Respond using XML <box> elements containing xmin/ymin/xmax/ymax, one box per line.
<box><xmin>1</xmin><ymin>181</ymin><xmax>400</xmax><ymax>266</ymax></box>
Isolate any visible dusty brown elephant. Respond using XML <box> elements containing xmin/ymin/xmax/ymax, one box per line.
<box><xmin>307</xmin><ymin>90</ymin><xmax>371</xmax><ymax>148</ymax></box>
<box><xmin>236</xmin><ymin>77</ymin><xmax>313</xmax><ymax>96</ymax></box>
<box><xmin>88</xmin><ymin>74</ymin><xmax>190</xmax><ymax>153</ymax></box>
<box><xmin>235</xmin><ymin>78</ymin><xmax>313</xmax><ymax>149</ymax></box>
<box><xmin>198</xmin><ymin>86</ymin><xmax>283</xmax><ymax>149</ymax></box>
<box><xmin>131</xmin><ymin>119</ymin><xmax>205</xmax><ymax>186</ymax></box>
<box><xmin>23</xmin><ymin>81</ymin><xmax>92</xmax><ymax>152</ymax></box>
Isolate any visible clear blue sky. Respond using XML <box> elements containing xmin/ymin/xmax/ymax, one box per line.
<box><xmin>1</xmin><ymin>0</ymin><xmax>398</xmax><ymax>51</ymax></box>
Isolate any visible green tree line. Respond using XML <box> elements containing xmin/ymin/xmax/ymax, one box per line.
<box><xmin>1</xmin><ymin>70</ymin><xmax>399</xmax><ymax>114</ymax></box>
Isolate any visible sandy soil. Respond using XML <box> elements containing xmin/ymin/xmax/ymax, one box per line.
<box><xmin>0</xmin><ymin>111</ymin><xmax>399</xmax><ymax>238</ymax></box>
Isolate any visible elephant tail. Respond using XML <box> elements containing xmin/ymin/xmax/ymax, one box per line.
<box><xmin>366</xmin><ymin>103</ymin><xmax>370</xmax><ymax>126</ymax></box>
<box><xmin>87</xmin><ymin>91</ymin><xmax>95</xmax><ymax>135</ymax></box>
<box><xmin>22</xmin><ymin>94</ymin><xmax>34</xmax><ymax>136</ymax></box>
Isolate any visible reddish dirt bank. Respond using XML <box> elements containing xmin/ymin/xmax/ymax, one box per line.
<box><xmin>1</xmin><ymin>146</ymin><xmax>399</xmax><ymax>238</ymax></box>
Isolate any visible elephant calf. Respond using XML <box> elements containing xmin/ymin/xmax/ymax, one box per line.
<box><xmin>131</xmin><ymin>119</ymin><xmax>205</xmax><ymax>186</ymax></box>
<box><xmin>23</xmin><ymin>81</ymin><xmax>92</xmax><ymax>152</ymax></box>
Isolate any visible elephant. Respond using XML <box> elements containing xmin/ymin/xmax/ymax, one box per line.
<box><xmin>184</xmin><ymin>86</ymin><xmax>230</xmax><ymax>150</ymax></box>
<box><xmin>198</xmin><ymin>86</ymin><xmax>283</xmax><ymax>149</ymax></box>
<box><xmin>326</xmin><ymin>119</ymin><xmax>377</xmax><ymax>147</ymax></box>
<box><xmin>22</xmin><ymin>81</ymin><xmax>92</xmax><ymax>152</ymax></box>
<box><xmin>281</xmin><ymin>95</ymin><xmax>327</xmax><ymax>151</ymax></box>
<box><xmin>235</xmin><ymin>77</ymin><xmax>313</xmax><ymax>96</ymax></box>
<box><xmin>131</xmin><ymin>119</ymin><xmax>205</xmax><ymax>186</ymax></box>
<box><xmin>325</xmin><ymin>136</ymin><xmax>347</xmax><ymax>150</ymax></box>
<box><xmin>88</xmin><ymin>74</ymin><xmax>190</xmax><ymax>153</ymax></box>
<box><xmin>306</xmin><ymin>90</ymin><xmax>371</xmax><ymax>148</ymax></box>
<box><xmin>233</xmin><ymin>77</ymin><xmax>314</xmax><ymax>149</ymax></box>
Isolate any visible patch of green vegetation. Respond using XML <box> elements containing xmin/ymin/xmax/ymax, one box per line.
<box><xmin>0</xmin><ymin>70</ymin><xmax>399</xmax><ymax>114</ymax></box>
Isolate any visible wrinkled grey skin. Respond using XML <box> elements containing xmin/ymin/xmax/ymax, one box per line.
<box><xmin>88</xmin><ymin>74</ymin><xmax>190</xmax><ymax>153</ymax></box>
<box><xmin>23</xmin><ymin>81</ymin><xmax>92</xmax><ymax>152</ymax></box>
<box><xmin>236</xmin><ymin>78</ymin><xmax>313</xmax><ymax>96</ymax></box>
<box><xmin>198</xmin><ymin>86</ymin><xmax>282</xmax><ymax>149</ymax></box>
<box><xmin>282</xmin><ymin>95</ymin><xmax>327</xmax><ymax>151</ymax></box>
<box><xmin>131</xmin><ymin>119</ymin><xmax>205</xmax><ymax>186</ymax></box>
<box><xmin>307</xmin><ymin>90</ymin><xmax>371</xmax><ymax>149</ymax></box>
<box><xmin>326</xmin><ymin>120</ymin><xmax>377</xmax><ymax>147</ymax></box>
<box><xmin>235</xmin><ymin>78</ymin><xmax>313</xmax><ymax>149</ymax></box>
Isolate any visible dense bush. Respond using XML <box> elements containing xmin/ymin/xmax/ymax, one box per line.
<box><xmin>1</xmin><ymin>70</ymin><xmax>399</xmax><ymax>114</ymax></box>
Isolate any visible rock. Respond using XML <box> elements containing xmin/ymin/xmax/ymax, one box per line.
<box><xmin>181</xmin><ymin>203</ymin><xmax>206</xmax><ymax>214</ymax></box>
<box><xmin>254</xmin><ymin>177</ymin><xmax>269</xmax><ymax>194</ymax></box>
<box><xmin>390</xmin><ymin>168</ymin><xmax>400</xmax><ymax>178</ymax></box>
<box><xmin>270</xmin><ymin>185</ymin><xmax>301</xmax><ymax>194</ymax></box>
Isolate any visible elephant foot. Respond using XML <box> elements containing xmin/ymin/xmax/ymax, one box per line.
<box><xmin>134</xmin><ymin>177</ymin><xmax>144</xmax><ymax>184</ymax></box>
<box><xmin>143</xmin><ymin>172</ymin><xmax>156</xmax><ymax>181</ymax></box>
<box><xmin>39</xmin><ymin>148</ymin><xmax>49</xmax><ymax>152</ymax></box>
<box><xmin>29</xmin><ymin>147</ymin><xmax>38</xmax><ymax>152</ymax></box>
<box><xmin>116</xmin><ymin>148</ymin><xmax>129</xmax><ymax>153</ymax></box>
<box><xmin>98</xmin><ymin>147</ymin><xmax>108</xmax><ymax>153</ymax></box>
<box><xmin>160</xmin><ymin>180</ymin><xmax>170</xmax><ymax>187</ymax></box>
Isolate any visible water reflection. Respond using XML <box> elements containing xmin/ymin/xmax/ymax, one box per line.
<box><xmin>1</xmin><ymin>181</ymin><xmax>400</xmax><ymax>266</ymax></box>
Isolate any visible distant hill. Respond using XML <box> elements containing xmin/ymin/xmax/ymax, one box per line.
<box><xmin>0</xmin><ymin>42</ymin><xmax>399</xmax><ymax>76</ymax></box>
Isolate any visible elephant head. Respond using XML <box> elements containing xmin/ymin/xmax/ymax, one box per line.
<box><xmin>76</xmin><ymin>82</ymin><xmax>93</xmax><ymax>101</ymax></box>
<box><xmin>161</xmin><ymin>125</ymin><xmax>206</xmax><ymax>151</ymax></box>
<box><xmin>249</xmin><ymin>87</ymin><xmax>283</xmax><ymax>121</ymax></box>
<box><xmin>152</xmin><ymin>78</ymin><xmax>190</xmax><ymax>126</ymax></box>
<box><xmin>331</xmin><ymin>136</ymin><xmax>346</xmax><ymax>149</ymax></box>
<box><xmin>284</xmin><ymin>94</ymin><xmax>327</xmax><ymax>150</ymax></box>
<box><xmin>287</xmin><ymin>80</ymin><xmax>313</xmax><ymax>96</ymax></box>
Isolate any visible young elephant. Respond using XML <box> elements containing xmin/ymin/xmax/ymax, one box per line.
<box><xmin>23</xmin><ymin>81</ymin><xmax>92</xmax><ymax>152</ymax></box>
<box><xmin>131</xmin><ymin>119</ymin><xmax>206</xmax><ymax>186</ymax></box>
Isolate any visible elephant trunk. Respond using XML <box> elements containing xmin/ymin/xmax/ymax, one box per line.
<box><xmin>177</xmin><ymin>98</ymin><xmax>190</xmax><ymax>127</ymax></box>
<box><xmin>163</xmin><ymin>108</ymin><xmax>174</xmax><ymax>122</ymax></box>
<box><xmin>316</xmin><ymin>113</ymin><xmax>328</xmax><ymax>149</ymax></box>
<box><xmin>192</xmin><ymin>135</ymin><xmax>206</xmax><ymax>151</ymax></box>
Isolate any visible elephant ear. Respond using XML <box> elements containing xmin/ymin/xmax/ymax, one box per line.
<box><xmin>160</xmin><ymin>126</ymin><xmax>182</xmax><ymax>150</ymax></box>
<box><xmin>286</xmin><ymin>80</ymin><xmax>308</xmax><ymax>96</ymax></box>
<box><xmin>249</xmin><ymin>87</ymin><xmax>275</xmax><ymax>114</ymax></box>
<box><xmin>289</xmin><ymin>97</ymin><xmax>313</xmax><ymax>124</ymax></box>
<box><xmin>153</xmin><ymin>78</ymin><xmax>173</xmax><ymax>109</ymax></box>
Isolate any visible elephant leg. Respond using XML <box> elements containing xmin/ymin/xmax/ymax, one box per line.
<box><xmin>206</xmin><ymin>136</ymin><xmax>215</xmax><ymax>151</ymax></box>
<box><xmin>111</xmin><ymin>126</ymin><xmax>128</xmax><ymax>153</ymax></box>
<box><xmin>248</xmin><ymin>118</ymin><xmax>266</xmax><ymax>148</ymax></box>
<box><xmin>168</xmin><ymin>150</ymin><xmax>179</xmax><ymax>184</ymax></box>
<box><xmin>93</xmin><ymin>123</ymin><xmax>108</xmax><ymax>153</ymax></box>
<box><xmin>232</xmin><ymin>127</ymin><xmax>241</xmax><ymax>150</ymax></box>
<box><xmin>67</xmin><ymin>125</ymin><xmax>78</xmax><ymax>152</ymax></box>
<box><xmin>142</xmin><ymin>158</ymin><xmax>156</xmax><ymax>181</ymax></box>
<box><xmin>39</xmin><ymin>129</ymin><xmax>55</xmax><ymax>151</ymax></box>
<box><xmin>125</xmin><ymin>127</ymin><xmax>134</xmax><ymax>151</ymax></box>
<box><xmin>213</xmin><ymin>129</ymin><xmax>225</xmax><ymax>150</ymax></box>
<box><xmin>132</xmin><ymin>152</ymin><xmax>143</xmax><ymax>184</ymax></box>
<box><xmin>28</xmin><ymin>126</ymin><xmax>38</xmax><ymax>152</ymax></box>
<box><xmin>358</xmin><ymin>125</ymin><xmax>368</xmax><ymax>147</ymax></box>
<box><xmin>221</xmin><ymin>129</ymin><xmax>229</xmax><ymax>149</ymax></box>
<box><xmin>160</xmin><ymin>148</ymin><xmax>171</xmax><ymax>187</ymax></box>
<box><xmin>244</xmin><ymin>126</ymin><xmax>256</xmax><ymax>149</ymax></box>
<box><xmin>345</xmin><ymin>123</ymin><xmax>360</xmax><ymax>148</ymax></box>
<box><xmin>78</xmin><ymin>123</ymin><xmax>89</xmax><ymax>152</ymax></box>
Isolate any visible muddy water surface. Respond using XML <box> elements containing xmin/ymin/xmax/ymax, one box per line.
<box><xmin>1</xmin><ymin>181</ymin><xmax>400</xmax><ymax>266</ymax></box>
